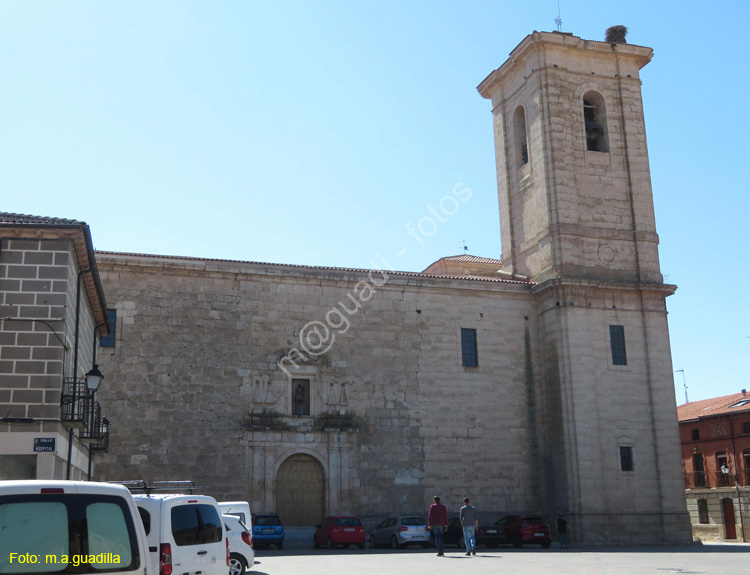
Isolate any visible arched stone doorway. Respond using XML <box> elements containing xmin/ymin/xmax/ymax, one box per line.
<box><xmin>276</xmin><ymin>454</ymin><xmax>325</xmax><ymax>526</ymax></box>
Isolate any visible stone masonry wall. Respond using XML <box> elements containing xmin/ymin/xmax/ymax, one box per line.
<box><xmin>94</xmin><ymin>254</ymin><xmax>543</xmax><ymax>522</ymax></box>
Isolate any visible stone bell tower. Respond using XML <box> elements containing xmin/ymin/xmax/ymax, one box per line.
<box><xmin>479</xmin><ymin>30</ymin><xmax>692</xmax><ymax>543</ymax></box>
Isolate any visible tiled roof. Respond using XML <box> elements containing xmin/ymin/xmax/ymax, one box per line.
<box><xmin>0</xmin><ymin>212</ymin><xmax>84</xmax><ymax>226</ymax></box>
<box><xmin>677</xmin><ymin>391</ymin><xmax>750</xmax><ymax>422</ymax></box>
<box><xmin>95</xmin><ymin>251</ymin><xmax>535</xmax><ymax>285</ymax></box>
<box><xmin>438</xmin><ymin>254</ymin><xmax>504</xmax><ymax>265</ymax></box>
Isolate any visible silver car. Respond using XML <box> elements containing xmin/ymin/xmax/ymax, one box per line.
<box><xmin>369</xmin><ymin>515</ymin><xmax>431</xmax><ymax>549</ymax></box>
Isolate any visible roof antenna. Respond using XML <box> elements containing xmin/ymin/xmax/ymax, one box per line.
<box><xmin>675</xmin><ymin>369</ymin><xmax>688</xmax><ymax>404</ymax></box>
<box><xmin>554</xmin><ymin>2</ymin><xmax>563</xmax><ymax>31</ymax></box>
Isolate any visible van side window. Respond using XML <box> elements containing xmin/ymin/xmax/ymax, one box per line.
<box><xmin>171</xmin><ymin>504</ymin><xmax>223</xmax><ymax>546</ymax></box>
<box><xmin>138</xmin><ymin>506</ymin><xmax>151</xmax><ymax>535</ymax></box>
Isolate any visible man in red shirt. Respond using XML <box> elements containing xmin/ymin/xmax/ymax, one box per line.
<box><xmin>427</xmin><ymin>495</ymin><xmax>448</xmax><ymax>556</ymax></box>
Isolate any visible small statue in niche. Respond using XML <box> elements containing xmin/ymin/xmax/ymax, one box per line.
<box><xmin>293</xmin><ymin>381</ymin><xmax>308</xmax><ymax>415</ymax></box>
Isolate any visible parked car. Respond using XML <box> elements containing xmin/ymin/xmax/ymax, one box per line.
<box><xmin>220</xmin><ymin>501</ymin><xmax>252</xmax><ymax>526</ymax></box>
<box><xmin>489</xmin><ymin>515</ymin><xmax>552</xmax><ymax>548</ymax></box>
<box><xmin>224</xmin><ymin>514</ymin><xmax>254</xmax><ymax>575</ymax></box>
<box><xmin>369</xmin><ymin>515</ymin><xmax>431</xmax><ymax>549</ymax></box>
<box><xmin>0</xmin><ymin>480</ymin><xmax>149</xmax><ymax>575</ymax></box>
<box><xmin>313</xmin><ymin>515</ymin><xmax>366</xmax><ymax>549</ymax></box>
<box><xmin>251</xmin><ymin>513</ymin><xmax>285</xmax><ymax>549</ymax></box>
<box><xmin>444</xmin><ymin>516</ymin><xmax>465</xmax><ymax>547</ymax></box>
<box><xmin>132</xmin><ymin>493</ymin><xmax>228</xmax><ymax>575</ymax></box>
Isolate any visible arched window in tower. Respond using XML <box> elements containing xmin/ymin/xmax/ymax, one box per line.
<box><xmin>513</xmin><ymin>106</ymin><xmax>529</xmax><ymax>166</ymax></box>
<box><xmin>583</xmin><ymin>91</ymin><xmax>609</xmax><ymax>152</ymax></box>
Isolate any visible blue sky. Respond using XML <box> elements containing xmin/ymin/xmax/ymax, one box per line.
<box><xmin>1</xmin><ymin>1</ymin><xmax>748</xmax><ymax>404</ymax></box>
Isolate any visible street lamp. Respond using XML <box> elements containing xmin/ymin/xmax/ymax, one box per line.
<box><xmin>85</xmin><ymin>364</ymin><xmax>104</xmax><ymax>481</ymax></box>
<box><xmin>85</xmin><ymin>364</ymin><xmax>104</xmax><ymax>392</ymax></box>
<box><xmin>720</xmin><ymin>463</ymin><xmax>746</xmax><ymax>542</ymax></box>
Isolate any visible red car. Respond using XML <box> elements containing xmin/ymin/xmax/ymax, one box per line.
<box><xmin>313</xmin><ymin>515</ymin><xmax>366</xmax><ymax>549</ymax></box>
<box><xmin>489</xmin><ymin>515</ymin><xmax>552</xmax><ymax>548</ymax></box>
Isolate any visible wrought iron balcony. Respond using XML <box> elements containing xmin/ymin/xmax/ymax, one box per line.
<box><xmin>715</xmin><ymin>471</ymin><xmax>732</xmax><ymax>487</ymax></box>
<box><xmin>61</xmin><ymin>377</ymin><xmax>88</xmax><ymax>428</ymax></box>
<box><xmin>684</xmin><ymin>471</ymin><xmax>709</xmax><ymax>489</ymax></box>
<box><xmin>89</xmin><ymin>417</ymin><xmax>111</xmax><ymax>452</ymax></box>
<box><xmin>80</xmin><ymin>400</ymin><xmax>104</xmax><ymax>444</ymax></box>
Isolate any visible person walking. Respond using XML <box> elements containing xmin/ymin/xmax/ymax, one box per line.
<box><xmin>427</xmin><ymin>496</ymin><xmax>448</xmax><ymax>556</ymax></box>
<box><xmin>557</xmin><ymin>514</ymin><xmax>568</xmax><ymax>549</ymax></box>
<box><xmin>460</xmin><ymin>497</ymin><xmax>478</xmax><ymax>556</ymax></box>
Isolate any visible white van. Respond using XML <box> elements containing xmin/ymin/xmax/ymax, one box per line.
<box><xmin>0</xmin><ymin>480</ymin><xmax>148</xmax><ymax>575</ymax></box>
<box><xmin>218</xmin><ymin>502</ymin><xmax>251</xmax><ymax>526</ymax></box>
<box><xmin>133</xmin><ymin>494</ymin><xmax>228</xmax><ymax>575</ymax></box>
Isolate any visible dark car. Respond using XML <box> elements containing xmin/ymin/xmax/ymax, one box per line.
<box><xmin>313</xmin><ymin>515</ymin><xmax>366</xmax><ymax>549</ymax></box>
<box><xmin>444</xmin><ymin>516</ymin><xmax>502</xmax><ymax>549</ymax></box>
<box><xmin>444</xmin><ymin>517</ymin><xmax>465</xmax><ymax>548</ymax></box>
<box><xmin>489</xmin><ymin>515</ymin><xmax>552</xmax><ymax>548</ymax></box>
<box><xmin>252</xmin><ymin>513</ymin><xmax>285</xmax><ymax>549</ymax></box>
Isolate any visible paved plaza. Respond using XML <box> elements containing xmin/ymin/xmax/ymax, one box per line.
<box><xmin>248</xmin><ymin>543</ymin><xmax>749</xmax><ymax>575</ymax></box>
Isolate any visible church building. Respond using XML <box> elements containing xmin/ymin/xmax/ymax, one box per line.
<box><xmin>87</xmin><ymin>29</ymin><xmax>691</xmax><ymax>543</ymax></box>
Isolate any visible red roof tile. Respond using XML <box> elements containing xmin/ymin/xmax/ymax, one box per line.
<box><xmin>677</xmin><ymin>391</ymin><xmax>750</xmax><ymax>422</ymax></box>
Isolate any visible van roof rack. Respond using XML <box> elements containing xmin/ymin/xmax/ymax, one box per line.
<box><xmin>110</xmin><ymin>480</ymin><xmax>202</xmax><ymax>494</ymax></box>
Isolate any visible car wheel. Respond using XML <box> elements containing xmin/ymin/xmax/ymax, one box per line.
<box><xmin>228</xmin><ymin>554</ymin><xmax>247</xmax><ymax>575</ymax></box>
<box><xmin>541</xmin><ymin>540</ymin><xmax>551</xmax><ymax>549</ymax></box>
<box><xmin>512</xmin><ymin>535</ymin><xmax>523</xmax><ymax>548</ymax></box>
<box><xmin>327</xmin><ymin>537</ymin><xmax>335</xmax><ymax>550</ymax></box>
<box><xmin>390</xmin><ymin>536</ymin><xmax>400</xmax><ymax>550</ymax></box>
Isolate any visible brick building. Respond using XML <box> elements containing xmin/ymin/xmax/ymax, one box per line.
<box><xmin>678</xmin><ymin>391</ymin><xmax>750</xmax><ymax>542</ymax></box>
<box><xmin>0</xmin><ymin>214</ymin><xmax>111</xmax><ymax>480</ymax></box>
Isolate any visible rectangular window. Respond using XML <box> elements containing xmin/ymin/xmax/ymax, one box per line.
<box><xmin>609</xmin><ymin>325</ymin><xmax>627</xmax><ymax>366</ymax></box>
<box><xmin>691</xmin><ymin>428</ymin><xmax>700</xmax><ymax>441</ymax></box>
<box><xmin>291</xmin><ymin>379</ymin><xmax>310</xmax><ymax>416</ymax></box>
<box><xmin>697</xmin><ymin>499</ymin><xmax>709</xmax><ymax>524</ymax></box>
<box><xmin>100</xmin><ymin>309</ymin><xmax>117</xmax><ymax>348</ymax></box>
<box><xmin>619</xmin><ymin>446</ymin><xmax>634</xmax><ymax>472</ymax></box>
<box><xmin>693</xmin><ymin>453</ymin><xmax>706</xmax><ymax>487</ymax></box>
<box><xmin>461</xmin><ymin>328</ymin><xmax>478</xmax><ymax>367</ymax></box>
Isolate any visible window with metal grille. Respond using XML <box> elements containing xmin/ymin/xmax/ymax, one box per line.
<box><xmin>461</xmin><ymin>328</ymin><xmax>478</xmax><ymax>367</ymax></box>
<box><xmin>609</xmin><ymin>325</ymin><xmax>627</xmax><ymax>366</ymax></box>
<box><xmin>697</xmin><ymin>499</ymin><xmax>709</xmax><ymax>524</ymax></box>
<box><xmin>100</xmin><ymin>309</ymin><xmax>117</xmax><ymax>348</ymax></box>
<box><xmin>619</xmin><ymin>446</ymin><xmax>634</xmax><ymax>472</ymax></box>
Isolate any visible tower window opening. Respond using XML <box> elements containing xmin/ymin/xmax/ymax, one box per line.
<box><xmin>513</xmin><ymin>106</ymin><xmax>529</xmax><ymax>167</ymax></box>
<box><xmin>583</xmin><ymin>92</ymin><xmax>609</xmax><ymax>153</ymax></box>
<box><xmin>609</xmin><ymin>325</ymin><xmax>627</xmax><ymax>365</ymax></box>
